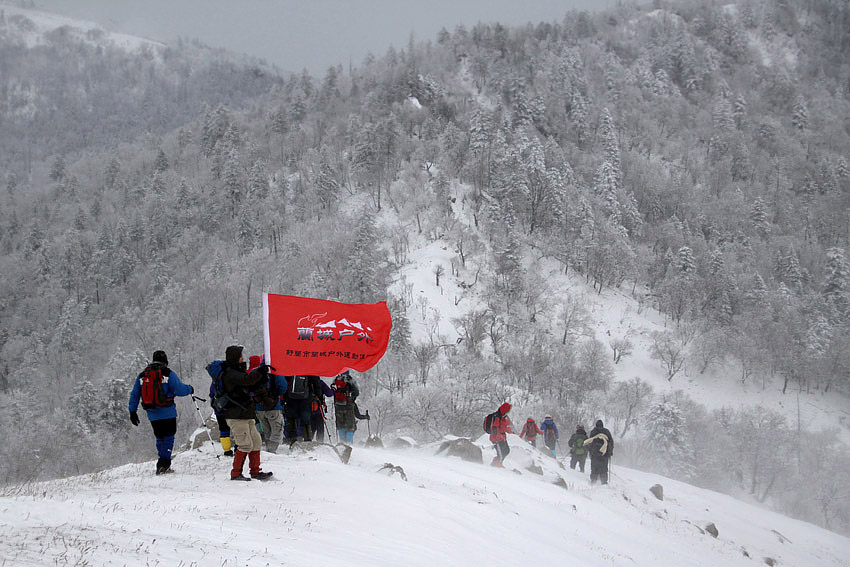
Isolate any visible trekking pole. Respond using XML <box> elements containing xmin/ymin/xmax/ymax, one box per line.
<box><xmin>191</xmin><ymin>395</ymin><xmax>220</xmax><ymax>459</ymax></box>
<box><xmin>319</xmin><ymin>404</ymin><xmax>330</xmax><ymax>443</ymax></box>
<box><xmin>366</xmin><ymin>410</ymin><xmax>371</xmax><ymax>437</ymax></box>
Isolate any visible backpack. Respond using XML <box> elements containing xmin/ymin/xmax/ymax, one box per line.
<box><xmin>140</xmin><ymin>364</ymin><xmax>173</xmax><ymax>410</ymax></box>
<box><xmin>333</xmin><ymin>378</ymin><xmax>349</xmax><ymax>404</ymax></box>
<box><xmin>287</xmin><ymin>375</ymin><xmax>310</xmax><ymax>400</ymax></box>
<box><xmin>574</xmin><ymin>434</ymin><xmax>586</xmax><ymax>455</ymax></box>
<box><xmin>266</xmin><ymin>374</ymin><xmax>280</xmax><ymax>401</ymax></box>
<box><xmin>483</xmin><ymin>411</ymin><xmax>499</xmax><ymax>434</ymax></box>
<box><xmin>206</xmin><ymin>360</ymin><xmax>242</xmax><ymax>413</ymax></box>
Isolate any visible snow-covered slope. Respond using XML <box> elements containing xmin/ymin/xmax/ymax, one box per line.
<box><xmin>1</xmin><ymin>438</ymin><xmax>847</xmax><ymax>566</ymax></box>
<box><xmin>0</xmin><ymin>1</ymin><xmax>164</xmax><ymax>52</ymax></box>
<box><xmin>389</xmin><ymin>198</ymin><xmax>850</xmax><ymax>442</ymax></box>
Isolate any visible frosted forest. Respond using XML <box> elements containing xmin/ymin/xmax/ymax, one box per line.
<box><xmin>0</xmin><ymin>0</ymin><xmax>848</xmax><ymax>536</ymax></box>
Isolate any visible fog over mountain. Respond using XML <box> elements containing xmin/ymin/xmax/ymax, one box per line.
<box><xmin>32</xmin><ymin>0</ymin><xmax>608</xmax><ymax>73</ymax></box>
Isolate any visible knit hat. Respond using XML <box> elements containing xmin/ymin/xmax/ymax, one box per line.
<box><xmin>248</xmin><ymin>355</ymin><xmax>262</xmax><ymax>373</ymax></box>
<box><xmin>152</xmin><ymin>350</ymin><xmax>168</xmax><ymax>365</ymax></box>
<box><xmin>225</xmin><ymin>345</ymin><xmax>244</xmax><ymax>365</ymax></box>
<box><xmin>499</xmin><ymin>402</ymin><xmax>512</xmax><ymax>414</ymax></box>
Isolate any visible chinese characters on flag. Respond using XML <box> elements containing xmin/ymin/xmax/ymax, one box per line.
<box><xmin>263</xmin><ymin>293</ymin><xmax>393</xmax><ymax>376</ymax></box>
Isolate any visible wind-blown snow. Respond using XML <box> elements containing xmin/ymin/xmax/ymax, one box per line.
<box><xmin>1</xmin><ymin>436</ymin><xmax>847</xmax><ymax>566</ymax></box>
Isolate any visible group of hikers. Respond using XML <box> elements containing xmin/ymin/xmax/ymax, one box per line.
<box><xmin>128</xmin><ymin>347</ymin><xmax>369</xmax><ymax>480</ymax></box>
<box><xmin>486</xmin><ymin>402</ymin><xmax>615</xmax><ymax>484</ymax></box>
<box><xmin>129</xmin><ymin>349</ymin><xmax>614</xmax><ymax>485</ymax></box>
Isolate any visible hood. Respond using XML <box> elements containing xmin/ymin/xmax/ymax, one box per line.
<box><xmin>499</xmin><ymin>402</ymin><xmax>512</xmax><ymax>415</ymax></box>
<box><xmin>248</xmin><ymin>355</ymin><xmax>262</xmax><ymax>373</ymax></box>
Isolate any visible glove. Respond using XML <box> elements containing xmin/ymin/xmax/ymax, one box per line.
<box><xmin>129</xmin><ymin>411</ymin><xmax>140</xmax><ymax>426</ymax></box>
<box><xmin>189</xmin><ymin>385</ymin><xmax>194</xmax><ymax>394</ymax></box>
<box><xmin>262</xmin><ymin>396</ymin><xmax>276</xmax><ymax>410</ymax></box>
<box><xmin>366</xmin><ymin>410</ymin><xmax>371</xmax><ymax>421</ymax></box>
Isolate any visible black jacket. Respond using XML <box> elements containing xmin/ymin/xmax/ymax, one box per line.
<box><xmin>588</xmin><ymin>425</ymin><xmax>614</xmax><ymax>458</ymax></box>
<box><xmin>221</xmin><ymin>363</ymin><xmax>273</xmax><ymax>420</ymax></box>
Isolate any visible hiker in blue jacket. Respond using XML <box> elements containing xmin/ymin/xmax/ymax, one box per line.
<box><xmin>128</xmin><ymin>350</ymin><xmax>194</xmax><ymax>475</ymax></box>
<box><xmin>539</xmin><ymin>416</ymin><xmax>559</xmax><ymax>457</ymax></box>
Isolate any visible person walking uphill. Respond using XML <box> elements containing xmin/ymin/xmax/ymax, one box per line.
<box><xmin>129</xmin><ymin>350</ymin><xmax>194</xmax><ymax>475</ymax></box>
<box><xmin>568</xmin><ymin>424</ymin><xmax>588</xmax><ymax>473</ymax></box>
<box><xmin>219</xmin><ymin>345</ymin><xmax>276</xmax><ymax>481</ymax></box>
<box><xmin>485</xmin><ymin>402</ymin><xmax>514</xmax><ymax>467</ymax></box>
<box><xmin>586</xmin><ymin>419</ymin><xmax>614</xmax><ymax>484</ymax></box>
<box><xmin>332</xmin><ymin>371</ymin><xmax>364</xmax><ymax>444</ymax></box>
<box><xmin>540</xmin><ymin>416</ymin><xmax>559</xmax><ymax>457</ymax></box>
<box><xmin>519</xmin><ymin>417</ymin><xmax>542</xmax><ymax>447</ymax></box>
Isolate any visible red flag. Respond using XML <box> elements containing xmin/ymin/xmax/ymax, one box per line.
<box><xmin>263</xmin><ymin>293</ymin><xmax>392</xmax><ymax>376</ymax></box>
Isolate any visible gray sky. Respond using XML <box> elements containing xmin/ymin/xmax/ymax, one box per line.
<box><xmin>34</xmin><ymin>0</ymin><xmax>607</xmax><ymax>74</ymax></box>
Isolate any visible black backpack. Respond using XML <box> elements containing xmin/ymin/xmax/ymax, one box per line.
<box><xmin>287</xmin><ymin>375</ymin><xmax>310</xmax><ymax>400</ymax></box>
<box><xmin>205</xmin><ymin>360</ymin><xmax>246</xmax><ymax>413</ymax></box>
<box><xmin>483</xmin><ymin>411</ymin><xmax>499</xmax><ymax>433</ymax></box>
<box><xmin>140</xmin><ymin>364</ymin><xmax>174</xmax><ymax>410</ymax></box>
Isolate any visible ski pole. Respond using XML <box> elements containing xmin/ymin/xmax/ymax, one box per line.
<box><xmin>191</xmin><ymin>395</ymin><xmax>220</xmax><ymax>459</ymax></box>
<box><xmin>366</xmin><ymin>410</ymin><xmax>371</xmax><ymax>437</ymax></box>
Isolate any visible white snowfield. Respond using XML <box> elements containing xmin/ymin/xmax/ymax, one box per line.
<box><xmin>1</xmin><ymin>434</ymin><xmax>847</xmax><ymax>567</ymax></box>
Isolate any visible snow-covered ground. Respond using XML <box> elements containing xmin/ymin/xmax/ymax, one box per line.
<box><xmin>1</xmin><ymin>435</ymin><xmax>847</xmax><ymax>566</ymax></box>
<box><xmin>390</xmin><ymin>216</ymin><xmax>850</xmax><ymax>443</ymax></box>
<box><xmin>0</xmin><ymin>1</ymin><xmax>164</xmax><ymax>51</ymax></box>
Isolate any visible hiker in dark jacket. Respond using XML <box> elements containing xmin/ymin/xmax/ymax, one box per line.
<box><xmin>487</xmin><ymin>402</ymin><xmax>514</xmax><ymax>467</ymax></box>
<box><xmin>540</xmin><ymin>416</ymin><xmax>559</xmax><ymax>457</ymax></box>
<box><xmin>310</xmin><ymin>378</ymin><xmax>334</xmax><ymax>442</ymax></box>
<box><xmin>220</xmin><ymin>345</ymin><xmax>276</xmax><ymax>481</ymax></box>
<box><xmin>586</xmin><ymin>419</ymin><xmax>614</xmax><ymax>484</ymax></box>
<box><xmin>333</xmin><ymin>371</ymin><xmax>365</xmax><ymax>444</ymax></box>
<box><xmin>284</xmin><ymin>375</ymin><xmax>323</xmax><ymax>444</ymax></box>
<box><xmin>519</xmin><ymin>417</ymin><xmax>543</xmax><ymax>447</ymax></box>
<box><xmin>568</xmin><ymin>424</ymin><xmax>588</xmax><ymax>473</ymax></box>
<box><xmin>128</xmin><ymin>350</ymin><xmax>194</xmax><ymax>475</ymax></box>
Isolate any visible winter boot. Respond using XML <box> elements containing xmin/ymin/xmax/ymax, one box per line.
<box><xmin>248</xmin><ymin>450</ymin><xmax>271</xmax><ymax>480</ymax></box>
<box><xmin>220</xmin><ymin>436</ymin><xmax>233</xmax><ymax>457</ymax></box>
<box><xmin>230</xmin><ymin>474</ymin><xmax>251</xmax><ymax>481</ymax></box>
<box><xmin>490</xmin><ymin>457</ymin><xmax>504</xmax><ymax>468</ymax></box>
<box><xmin>230</xmin><ymin>450</ymin><xmax>248</xmax><ymax>480</ymax></box>
<box><xmin>156</xmin><ymin>457</ymin><xmax>172</xmax><ymax>475</ymax></box>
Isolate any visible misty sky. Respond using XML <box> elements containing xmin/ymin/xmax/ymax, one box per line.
<box><xmin>33</xmin><ymin>0</ymin><xmax>609</xmax><ymax>74</ymax></box>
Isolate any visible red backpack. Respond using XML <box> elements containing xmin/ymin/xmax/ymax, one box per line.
<box><xmin>140</xmin><ymin>365</ymin><xmax>174</xmax><ymax>409</ymax></box>
<box><xmin>333</xmin><ymin>378</ymin><xmax>349</xmax><ymax>404</ymax></box>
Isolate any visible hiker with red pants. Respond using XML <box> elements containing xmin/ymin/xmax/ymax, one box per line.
<box><xmin>487</xmin><ymin>402</ymin><xmax>514</xmax><ymax>467</ymax></box>
<box><xmin>128</xmin><ymin>350</ymin><xmax>194</xmax><ymax>475</ymax></box>
<box><xmin>519</xmin><ymin>417</ymin><xmax>543</xmax><ymax>447</ymax></box>
<box><xmin>219</xmin><ymin>345</ymin><xmax>276</xmax><ymax>481</ymax></box>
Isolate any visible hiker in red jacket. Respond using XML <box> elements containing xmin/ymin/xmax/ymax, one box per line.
<box><xmin>487</xmin><ymin>402</ymin><xmax>514</xmax><ymax>467</ymax></box>
<box><xmin>519</xmin><ymin>417</ymin><xmax>543</xmax><ymax>448</ymax></box>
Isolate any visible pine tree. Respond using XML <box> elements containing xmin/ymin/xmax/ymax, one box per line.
<box><xmin>153</xmin><ymin>148</ymin><xmax>169</xmax><ymax>173</ymax></box>
<box><xmin>677</xmin><ymin>246</ymin><xmax>696</xmax><ymax>275</ymax></box>
<box><xmin>792</xmin><ymin>95</ymin><xmax>808</xmax><ymax>131</ymax></box>
<box><xmin>643</xmin><ymin>398</ymin><xmax>696</xmax><ymax>479</ymax></box>
<box><xmin>750</xmin><ymin>197</ymin><xmax>771</xmax><ymax>237</ymax></box>
<box><xmin>344</xmin><ymin>209</ymin><xmax>383</xmax><ymax>303</ymax></box>
<box><xmin>823</xmin><ymin>247</ymin><xmax>850</xmax><ymax>318</ymax></box>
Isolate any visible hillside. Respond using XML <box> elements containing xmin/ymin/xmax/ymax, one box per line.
<box><xmin>0</xmin><ymin>0</ymin><xmax>848</xmax><ymax>537</ymax></box>
<box><xmin>1</xmin><ymin>437</ymin><xmax>847</xmax><ymax>566</ymax></box>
